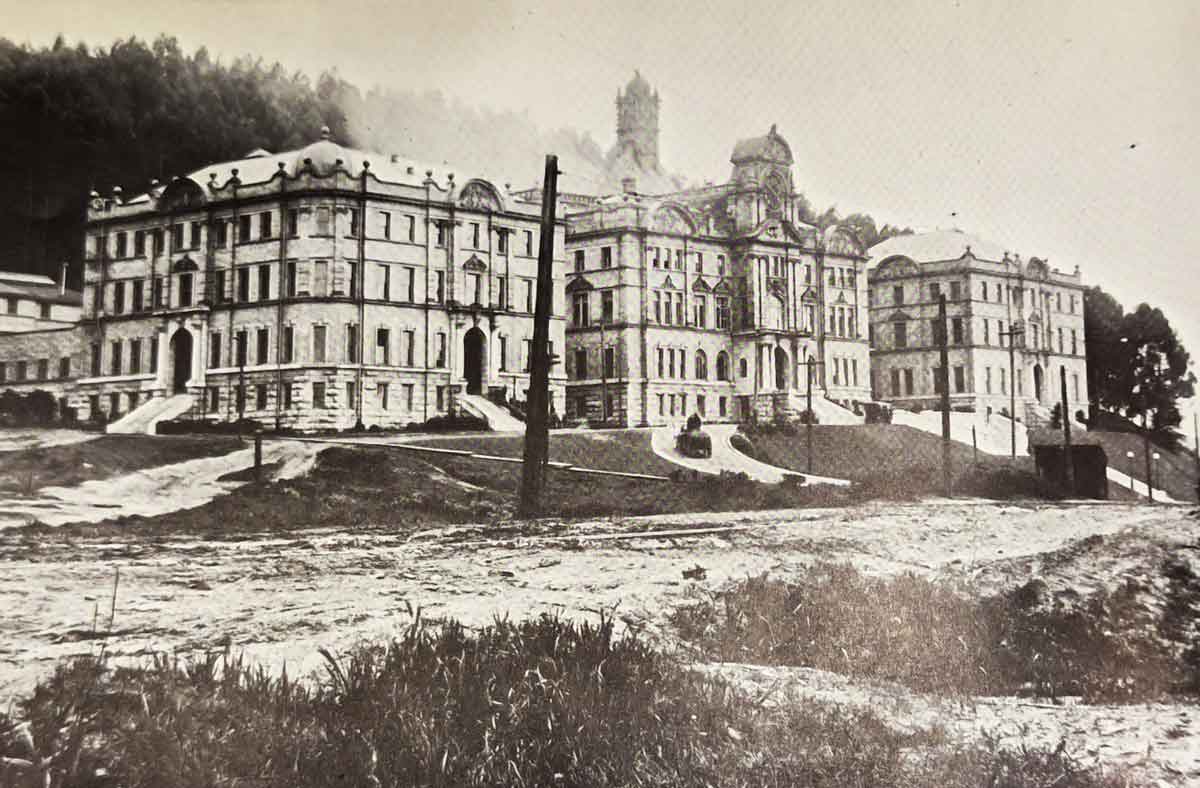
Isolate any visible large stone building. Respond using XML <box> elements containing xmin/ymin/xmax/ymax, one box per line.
<box><xmin>867</xmin><ymin>230</ymin><xmax>1089</xmax><ymax>425</ymax></box>
<box><xmin>0</xmin><ymin>270</ymin><xmax>84</xmax><ymax>415</ymax></box>
<box><xmin>65</xmin><ymin>129</ymin><xmax>566</xmax><ymax>430</ymax></box>
<box><xmin>561</xmin><ymin>75</ymin><xmax>869</xmax><ymax>426</ymax></box>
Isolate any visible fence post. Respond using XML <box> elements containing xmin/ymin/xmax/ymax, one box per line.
<box><xmin>254</xmin><ymin>430</ymin><xmax>263</xmax><ymax>483</ymax></box>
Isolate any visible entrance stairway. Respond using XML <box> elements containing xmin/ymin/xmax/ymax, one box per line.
<box><xmin>106</xmin><ymin>393</ymin><xmax>195</xmax><ymax>435</ymax></box>
<box><xmin>787</xmin><ymin>391</ymin><xmax>863</xmax><ymax>425</ymax></box>
<box><xmin>458</xmin><ymin>393</ymin><xmax>525</xmax><ymax>432</ymax></box>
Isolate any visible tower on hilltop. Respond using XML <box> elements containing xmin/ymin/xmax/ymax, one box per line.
<box><xmin>614</xmin><ymin>70</ymin><xmax>660</xmax><ymax>171</ymax></box>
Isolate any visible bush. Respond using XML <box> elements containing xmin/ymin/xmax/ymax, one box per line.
<box><xmin>0</xmin><ymin>389</ymin><xmax>58</xmax><ymax>426</ymax></box>
<box><xmin>862</xmin><ymin>402</ymin><xmax>893</xmax><ymax>424</ymax></box>
<box><xmin>729</xmin><ymin>431</ymin><xmax>755</xmax><ymax>458</ymax></box>
<box><xmin>156</xmin><ymin>417</ymin><xmax>262</xmax><ymax>435</ymax></box>
<box><xmin>404</xmin><ymin>413</ymin><xmax>489</xmax><ymax>433</ymax></box>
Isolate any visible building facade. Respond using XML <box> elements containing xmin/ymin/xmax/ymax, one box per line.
<box><xmin>0</xmin><ymin>271</ymin><xmax>84</xmax><ymax>418</ymax></box>
<box><xmin>867</xmin><ymin>230</ymin><xmax>1089</xmax><ymax>425</ymax></box>
<box><xmin>562</xmin><ymin>85</ymin><xmax>870</xmax><ymax>427</ymax></box>
<box><xmin>69</xmin><ymin>129</ymin><xmax>566</xmax><ymax>430</ymax></box>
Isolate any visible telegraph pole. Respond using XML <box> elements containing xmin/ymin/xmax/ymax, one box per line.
<box><xmin>1060</xmin><ymin>365</ymin><xmax>1075</xmax><ymax>496</ymax></box>
<box><xmin>600</xmin><ymin>321</ymin><xmax>608</xmax><ymax>422</ymax></box>
<box><xmin>999</xmin><ymin>324</ymin><xmax>1025</xmax><ymax>457</ymax></box>
<box><xmin>518</xmin><ymin>155</ymin><xmax>559</xmax><ymax>517</ymax></box>
<box><xmin>937</xmin><ymin>294</ymin><xmax>951</xmax><ymax>497</ymax></box>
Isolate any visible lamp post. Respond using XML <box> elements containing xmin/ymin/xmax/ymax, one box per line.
<box><xmin>804</xmin><ymin>355</ymin><xmax>825</xmax><ymax>475</ymax></box>
<box><xmin>999</xmin><ymin>324</ymin><xmax>1025</xmax><ymax>457</ymax></box>
<box><xmin>1151</xmin><ymin>451</ymin><xmax>1161</xmax><ymax>502</ymax></box>
<box><xmin>1125</xmin><ymin>450</ymin><xmax>1136</xmax><ymax>493</ymax></box>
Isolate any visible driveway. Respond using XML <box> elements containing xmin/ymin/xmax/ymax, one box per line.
<box><xmin>651</xmin><ymin>423</ymin><xmax>849</xmax><ymax>485</ymax></box>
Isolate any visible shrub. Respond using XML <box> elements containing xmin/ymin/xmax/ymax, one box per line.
<box><xmin>0</xmin><ymin>389</ymin><xmax>58</xmax><ymax>426</ymax></box>
<box><xmin>862</xmin><ymin>402</ymin><xmax>893</xmax><ymax>424</ymax></box>
<box><xmin>729</xmin><ymin>431</ymin><xmax>755</xmax><ymax>458</ymax></box>
<box><xmin>404</xmin><ymin>413</ymin><xmax>488</xmax><ymax>433</ymax></box>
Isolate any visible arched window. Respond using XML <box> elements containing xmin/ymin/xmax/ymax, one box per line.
<box><xmin>695</xmin><ymin>349</ymin><xmax>708</xmax><ymax>380</ymax></box>
<box><xmin>738</xmin><ymin>357</ymin><xmax>748</xmax><ymax>379</ymax></box>
<box><xmin>716</xmin><ymin>351</ymin><xmax>730</xmax><ymax>381</ymax></box>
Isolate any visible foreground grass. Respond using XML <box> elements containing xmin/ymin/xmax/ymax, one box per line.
<box><xmin>0</xmin><ymin>434</ymin><xmax>243</xmax><ymax>495</ymax></box>
<box><xmin>672</xmin><ymin>563</ymin><xmax>1200</xmax><ymax>703</ymax></box>
<box><xmin>416</xmin><ymin>429</ymin><xmax>685</xmax><ymax>477</ymax></box>
<box><xmin>0</xmin><ymin>614</ymin><xmax>1135</xmax><ymax>788</ymax></box>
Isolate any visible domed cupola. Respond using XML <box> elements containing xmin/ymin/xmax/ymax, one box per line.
<box><xmin>291</xmin><ymin>126</ymin><xmax>353</xmax><ymax>177</ymax></box>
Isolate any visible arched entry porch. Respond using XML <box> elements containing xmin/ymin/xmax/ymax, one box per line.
<box><xmin>774</xmin><ymin>346</ymin><xmax>788</xmax><ymax>390</ymax></box>
<box><xmin>463</xmin><ymin>327</ymin><xmax>486</xmax><ymax>395</ymax></box>
<box><xmin>170</xmin><ymin>328</ymin><xmax>193</xmax><ymax>393</ymax></box>
<box><xmin>1033</xmin><ymin>364</ymin><xmax>1044</xmax><ymax>402</ymax></box>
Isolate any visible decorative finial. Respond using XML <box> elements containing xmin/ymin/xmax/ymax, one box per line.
<box><xmin>231</xmin><ymin>168</ymin><xmax>239</xmax><ymax>177</ymax></box>
<box><xmin>769</xmin><ymin>123</ymin><xmax>777</xmax><ymax>135</ymax></box>
<box><xmin>277</xmin><ymin>162</ymin><xmax>286</xmax><ymax>171</ymax></box>
<box><xmin>320</xmin><ymin>125</ymin><xmax>331</xmax><ymax>140</ymax></box>
<box><xmin>362</xmin><ymin>160</ymin><xmax>370</xmax><ymax>170</ymax></box>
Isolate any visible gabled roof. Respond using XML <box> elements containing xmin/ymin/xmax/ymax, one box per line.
<box><xmin>0</xmin><ymin>272</ymin><xmax>81</xmax><ymax>305</ymax></box>
<box><xmin>868</xmin><ymin>229</ymin><xmax>1008</xmax><ymax>266</ymax></box>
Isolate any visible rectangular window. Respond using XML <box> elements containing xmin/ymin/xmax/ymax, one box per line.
<box><xmin>58</xmin><ymin>357</ymin><xmax>70</xmax><ymax>379</ymax></box>
<box><xmin>498</xmin><ymin>336</ymin><xmax>507</xmax><ymax>371</ymax></box>
<box><xmin>346</xmin><ymin>324</ymin><xmax>359</xmax><ymax>363</ymax></box>
<box><xmin>256</xmin><ymin>328</ymin><xmax>269</xmax><ymax>365</ymax></box>
<box><xmin>949</xmin><ymin>281</ymin><xmax>961</xmax><ymax>301</ymax></box>
<box><xmin>893</xmin><ymin>322</ymin><xmax>907</xmax><ymax>348</ymax></box>
<box><xmin>115</xmin><ymin>232</ymin><xmax>128</xmax><ymax>258</ymax></box>
<box><xmin>110</xmin><ymin>340</ymin><xmax>122</xmax><ymax>376</ymax></box>
<box><xmin>258</xmin><ymin>265</ymin><xmax>271</xmax><ymax>301</ymax></box>
<box><xmin>313</xmin><ymin>382</ymin><xmax>326</xmax><ymax>409</ymax></box>
<box><xmin>657</xmin><ymin>347</ymin><xmax>664</xmax><ymax>378</ymax></box>
<box><xmin>1071</xmin><ymin>330</ymin><xmax>1078</xmax><ymax>355</ymax></box>
<box><xmin>237</xmin><ymin>215</ymin><xmax>251</xmax><ymax>244</ymax></box>
<box><xmin>890</xmin><ymin>369</ymin><xmax>901</xmax><ymax>396</ymax></box>
<box><xmin>602</xmin><ymin>246</ymin><xmax>612</xmax><ymax>267</ymax></box>
<box><xmin>893</xmin><ymin>285</ymin><xmax>904</xmax><ymax>305</ymax></box>
<box><xmin>283</xmin><ymin>326</ymin><xmax>294</xmax><ymax>363</ymax></box>
<box><xmin>404</xmin><ymin>383</ymin><xmax>414</xmax><ymax>411</ymax></box>
<box><xmin>281</xmin><ymin>383</ymin><xmax>292</xmax><ymax>410</ymax></box>
<box><xmin>436</xmin><ymin>386</ymin><xmax>446</xmax><ymax>411</ymax></box>
<box><xmin>574</xmin><ymin>348</ymin><xmax>588</xmax><ymax>380</ymax></box>
<box><xmin>345</xmin><ymin>381</ymin><xmax>355</xmax><ymax>409</ymax></box>
<box><xmin>436</xmin><ymin>222</ymin><xmax>447</xmax><ymax>247</ymax></box>
<box><xmin>497</xmin><ymin>230</ymin><xmax>508</xmax><ymax>254</ymax></box>
<box><xmin>574</xmin><ymin>249</ymin><xmax>585</xmax><ymax>272</ymax></box>
<box><xmin>235</xmin><ymin>330</ymin><xmax>248</xmax><ymax>367</ymax></box>
<box><xmin>407</xmin><ymin>215</ymin><xmax>416</xmax><ymax>242</ymax></box>
<box><xmin>497</xmin><ymin>276</ymin><xmax>508</xmax><ymax>308</ymax></box>
<box><xmin>131</xmin><ymin>280</ymin><xmax>144</xmax><ymax>312</ymax></box>
<box><xmin>129</xmin><ymin>340</ymin><xmax>142</xmax><ymax>374</ymax></box>
<box><xmin>904</xmin><ymin>369</ymin><xmax>914</xmax><ymax>395</ymax></box>
<box><xmin>1057</xmin><ymin>327</ymin><xmax>1064</xmax><ymax>353</ymax></box>
<box><xmin>379</xmin><ymin>264</ymin><xmax>391</xmax><ymax>300</ymax></box>
<box><xmin>716</xmin><ymin>297</ymin><xmax>730</xmax><ymax>330</ymax></box>
<box><xmin>286</xmin><ymin>262</ymin><xmax>297</xmax><ymax>298</ymax></box>
<box><xmin>210</xmin><ymin>332</ymin><xmax>221</xmax><ymax>369</ymax></box>
<box><xmin>287</xmin><ymin>209</ymin><xmax>299</xmax><ymax>238</ymax></box>
<box><xmin>954</xmin><ymin>366</ymin><xmax>965</xmax><ymax>393</ymax></box>
<box><xmin>150</xmin><ymin>337</ymin><xmax>158</xmax><ymax>373</ymax></box>
<box><xmin>178</xmin><ymin>273</ymin><xmax>193</xmax><ymax>307</ymax></box>
<box><xmin>982</xmin><ymin>319</ymin><xmax>989</xmax><ymax>345</ymax></box>
<box><xmin>573</xmin><ymin>293</ymin><xmax>589</xmax><ymax>327</ymax></box>
<box><xmin>524</xmin><ymin>230</ymin><xmax>533</xmax><ymax>255</ymax></box>
<box><xmin>377</xmin><ymin>328</ymin><xmax>390</xmax><ymax>365</ymax></box>
<box><xmin>215</xmin><ymin>270</ymin><xmax>227</xmax><ymax>303</ymax></box>
<box><xmin>36</xmin><ymin>358</ymin><xmax>48</xmax><ymax>381</ymax></box>
<box><xmin>405</xmin><ymin>267</ymin><xmax>416</xmax><ymax>302</ymax></box>
<box><xmin>190</xmin><ymin>221</ymin><xmax>202</xmax><ymax>249</ymax></box>
<box><xmin>16</xmin><ymin>361</ymin><xmax>27</xmax><ymax>381</ymax></box>
<box><xmin>114</xmin><ymin>281</ymin><xmax>125</xmax><ymax>314</ymax></box>
<box><xmin>951</xmin><ymin>317</ymin><xmax>964</xmax><ymax>345</ymax></box>
<box><xmin>602</xmin><ymin>290</ymin><xmax>615</xmax><ymax>324</ymax></box>
<box><xmin>604</xmin><ymin>346</ymin><xmax>615</xmax><ymax>378</ymax></box>
<box><xmin>313</xmin><ymin>324</ymin><xmax>326</xmax><ymax>363</ymax></box>
<box><xmin>90</xmin><ymin>343</ymin><xmax>101</xmax><ymax>376</ymax></box>
<box><xmin>316</xmin><ymin>207</ymin><xmax>331</xmax><ymax>235</ymax></box>
<box><xmin>986</xmin><ymin>367</ymin><xmax>993</xmax><ymax>394</ymax></box>
<box><xmin>214</xmin><ymin>221</ymin><xmax>227</xmax><ymax>248</ymax></box>
<box><xmin>654</xmin><ymin>291</ymin><xmax>662</xmax><ymax>324</ymax></box>
<box><xmin>405</xmin><ymin>330</ymin><xmax>415</xmax><ymax>366</ymax></box>
<box><xmin>930</xmin><ymin>282</ymin><xmax>941</xmax><ymax>300</ymax></box>
<box><xmin>349</xmin><ymin>209</ymin><xmax>360</xmax><ymax>238</ymax></box>
<box><xmin>133</xmin><ymin>230</ymin><xmax>145</xmax><ymax>257</ymax></box>
<box><xmin>1000</xmin><ymin>367</ymin><xmax>1008</xmax><ymax>394</ymax></box>
<box><xmin>313</xmin><ymin>260</ymin><xmax>329</xmax><ymax>297</ymax></box>
<box><xmin>436</xmin><ymin>332</ymin><xmax>446</xmax><ymax>367</ymax></box>
<box><xmin>254</xmin><ymin>384</ymin><xmax>267</xmax><ymax>411</ymax></box>
<box><xmin>471</xmin><ymin>222</ymin><xmax>480</xmax><ymax>248</ymax></box>
<box><xmin>378</xmin><ymin>382</ymin><xmax>389</xmax><ymax>410</ymax></box>
<box><xmin>237</xmin><ymin>268</ymin><xmax>250</xmax><ymax>302</ymax></box>
<box><xmin>524</xmin><ymin>280</ymin><xmax>534</xmax><ymax>312</ymax></box>
<box><xmin>435</xmin><ymin>270</ymin><xmax>445</xmax><ymax>303</ymax></box>
<box><xmin>380</xmin><ymin>211</ymin><xmax>391</xmax><ymax>240</ymax></box>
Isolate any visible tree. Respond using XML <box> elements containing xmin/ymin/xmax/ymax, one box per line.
<box><xmin>1120</xmin><ymin>303</ymin><xmax>1196</xmax><ymax>444</ymax></box>
<box><xmin>1083</xmin><ymin>286</ymin><xmax>1132</xmax><ymax>417</ymax></box>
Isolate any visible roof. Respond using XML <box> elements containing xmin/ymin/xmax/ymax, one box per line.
<box><xmin>0</xmin><ymin>272</ymin><xmax>81</xmax><ymax>305</ymax></box>
<box><xmin>730</xmin><ymin>124</ymin><xmax>793</xmax><ymax>164</ymax></box>
<box><xmin>867</xmin><ymin>229</ymin><xmax>1009</xmax><ymax>265</ymax></box>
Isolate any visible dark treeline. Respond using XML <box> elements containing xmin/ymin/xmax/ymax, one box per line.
<box><xmin>0</xmin><ymin>34</ymin><xmax>353</xmax><ymax>287</ymax></box>
<box><xmin>0</xmin><ymin>34</ymin><xmax>912</xmax><ymax>287</ymax></box>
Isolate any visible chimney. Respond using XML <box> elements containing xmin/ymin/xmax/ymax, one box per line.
<box><xmin>621</xmin><ymin>176</ymin><xmax>637</xmax><ymax>194</ymax></box>
<box><xmin>59</xmin><ymin>262</ymin><xmax>68</xmax><ymax>295</ymax></box>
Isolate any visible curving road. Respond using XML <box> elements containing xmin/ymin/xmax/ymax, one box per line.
<box><xmin>650</xmin><ymin>423</ymin><xmax>849</xmax><ymax>486</ymax></box>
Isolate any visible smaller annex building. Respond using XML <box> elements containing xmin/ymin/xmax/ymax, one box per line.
<box><xmin>0</xmin><ymin>270</ymin><xmax>84</xmax><ymax>420</ymax></box>
<box><xmin>867</xmin><ymin>229</ymin><xmax>1089</xmax><ymax>426</ymax></box>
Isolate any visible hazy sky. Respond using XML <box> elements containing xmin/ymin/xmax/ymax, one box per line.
<box><xmin>7</xmin><ymin>0</ymin><xmax>1199</xmax><ymax>426</ymax></box>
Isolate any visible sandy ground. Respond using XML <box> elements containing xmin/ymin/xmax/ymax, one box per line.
<box><xmin>0</xmin><ymin>439</ymin><xmax>320</xmax><ymax>529</ymax></box>
<box><xmin>3</xmin><ymin>499</ymin><xmax>1198</xmax><ymax>784</ymax></box>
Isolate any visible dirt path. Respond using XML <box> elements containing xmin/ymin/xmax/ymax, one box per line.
<box><xmin>650</xmin><ymin>423</ymin><xmax>849</xmax><ymax>485</ymax></box>
<box><xmin>0</xmin><ymin>440</ymin><xmax>319</xmax><ymax>529</ymax></box>
<box><xmin>0</xmin><ymin>428</ymin><xmax>99</xmax><ymax>452</ymax></box>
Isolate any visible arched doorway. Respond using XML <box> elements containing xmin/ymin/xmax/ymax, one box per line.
<box><xmin>170</xmin><ymin>328</ymin><xmax>193</xmax><ymax>393</ymax></box>
<box><xmin>1033</xmin><ymin>364</ymin><xmax>1044</xmax><ymax>402</ymax></box>
<box><xmin>463</xmin><ymin>327</ymin><xmax>486</xmax><ymax>395</ymax></box>
<box><xmin>774</xmin><ymin>346</ymin><xmax>788</xmax><ymax>390</ymax></box>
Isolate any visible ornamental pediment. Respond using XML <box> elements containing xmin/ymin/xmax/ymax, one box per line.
<box><xmin>712</xmin><ymin>279</ymin><xmax>731</xmax><ymax>294</ymax></box>
<box><xmin>799</xmin><ymin>287</ymin><xmax>818</xmax><ymax>302</ymax></box>
<box><xmin>565</xmin><ymin>276</ymin><xmax>594</xmax><ymax>293</ymax></box>
<box><xmin>887</xmin><ymin>310</ymin><xmax>912</xmax><ymax>322</ymax></box>
<box><xmin>692</xmin><ymin>278</ymin><xmax>711</xmax><ymax>293</ymax></box>
<box><xmin>462</xmin><ymin>255</ymin><xmax>488</xmax><ymax>272</ymax></box>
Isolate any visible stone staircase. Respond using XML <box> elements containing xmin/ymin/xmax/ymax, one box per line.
<box><xmin>785</xmin><ymin>391</ymin><xmax>864</xmax><ymax>425</ymax></box>
<box><xmin>106</xmin><ymin>393</ymin><xmax>195</xmax><ymax>435</ymax></box>
<box><xmin>458</xmin><ymin>393</ymin><xmax>526</xmax><ymax>432</ymax></box>
<box><xmin>1024</xmin><ymin>402</ymin><xmax>1054</xmax><ymax>430</ymax></box>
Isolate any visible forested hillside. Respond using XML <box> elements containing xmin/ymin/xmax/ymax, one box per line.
<box><xmin>0</xmin><ymin>35</ymin><xmax>352</xmax><ymax>286</ymax></box>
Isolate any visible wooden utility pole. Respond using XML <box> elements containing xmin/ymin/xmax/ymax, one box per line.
<box><xmin>999</xmin><ymin>324</ymin><xmax>1024</xmax><ymax>457</ymax></box>
<box><xmin>1193</xmin><ymin>413</ymin><xmax>1199</xmax><ymax>503</ymax></box>
<box><xmin>518</xmin><ymin>156</ymin><xmax>559</xmax><ymax>517</ymax></box>
<box><xmin>1143</xmin><ymin>410</ymin><xmax>1154</xmax><ymax>503</ymax></box>
<box><xmin>937</xmin><ymin>295</ymin><xmax>951</xmax><ymax>497</ymax></box>
<box><xmin>1060</xmin><ymin>365</ymin><xmax>1075</xmax><ymax>496</ymax></box>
